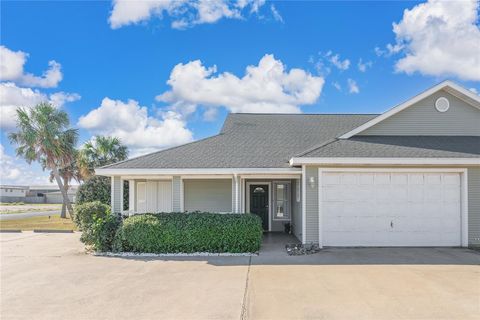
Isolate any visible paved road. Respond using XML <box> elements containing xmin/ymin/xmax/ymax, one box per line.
<box><xmin>1</xmin><ymin>232</ymin><xmax>479</xmax><ymax>320</ymax></box>
<box><xmin>0</xmin><ymin>210</ymin><xmax>61</xmax><ymax>221</ymax></box>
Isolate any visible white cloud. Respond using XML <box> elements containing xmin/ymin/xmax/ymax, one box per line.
<box><xmin>0</xmin><ymin>144</ymin><xmax>51</xmax><ymax>185</ymax></box>
<box><xmin>332</xmin><ymin>81</ymin><xmax>341</xmax><ymax>91</ymax></box>
<box><xmin>357</xmin><ymin>59</ymin><xmax>372</xmax><ymax>72</ymax></box>
<box><xmin>0</xmin><ymin>46</ymin><xmax>63</xmax><ymax>88</ymax></box>
<box><xmin>389</xmin><ymin>0</ymin><xmax>480</xmax><ymax>81</ymax></box>
<box><xmin>0</xmin><ymin>82</ymin><xmax>80</xmax><ymax>130</ymax></box>
<box><xmin>470</xmin><ymin>87</ymin><xmax>479</xmax><ymax>95</ymax></box>
<box><xmin>270</xmin><ymin>4</ymin><xmax>283</xmax><ymax>23</ymax></box>
<box><xmin>347</xmin><ymin>78</ymin><xmax>359</xmax><ymax>94</ymax></box>
<box><xmin>156</xmin><ymin>54</ymin><xmax>324</xmax><ymax>117</ymax></box>
<box><xmin>109</xmin><ymin>0</ymin><xmax>270</xmax><ymax>29</ymax></box>
<box><xmin>78</xmin><ymin>97</ymin><xmax>193</xmax><ymax>156</ymax></box>
<box><xmin>329</xmin><ymin>53</ymin><xmax>350</xmax><ymax>71</ymax></box>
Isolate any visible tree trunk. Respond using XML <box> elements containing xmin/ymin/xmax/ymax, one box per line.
<box><xmin>60</xmin><ymin>203</ymin><xmax>67</xmax><ymax>218</ymax></box>
<box><xmin>50</xmin><ymin>165</ymin><xmax>74</xmax><ymax>219</ymax></box>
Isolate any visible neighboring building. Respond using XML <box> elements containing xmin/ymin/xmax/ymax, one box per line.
<box><xmin>96</xmin><ymin>81</ymin><xmax>480</xmax><ymax>248</ymax></box>
<box><xmin>0</xmin><ymin>185</ymin><xmax>78</xmax><ymax>204</ymax></box>
<box><xmin>0</xmin><ymin>185</ymin><xmax>29</xmax><ymax>199</ymax></box>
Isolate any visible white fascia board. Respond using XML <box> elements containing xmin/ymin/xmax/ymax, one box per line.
<box><xmin>289</xmin><ymin>157</ymin><xmax>480</xmax><ymax>166</ymax></box>
<box><xmin>339</xmin><ymin>81</ymin><xmax>480</xmax><ymax>139</ymax></box>
<box><xmin>95</xmin><ymin>167</ymin><xmax>302</xmax><ymax>176</ymax></box>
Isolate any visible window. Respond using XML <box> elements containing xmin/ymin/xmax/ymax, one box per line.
<box><xmin>273</xmin><ymin>182</ymin><xmax>290</xmax><ymax>220</ymax></box>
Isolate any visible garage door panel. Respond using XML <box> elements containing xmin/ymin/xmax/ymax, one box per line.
<box><xmin>321</xmin><ymin>171</ymin><xmax>462</xmax><ymax>247</ymax></box>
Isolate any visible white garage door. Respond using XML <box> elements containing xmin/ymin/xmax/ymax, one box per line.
<box><xmin>320</xmin><ymin>171</ymin><xmax>463</xmax><ymax>247</ymax></box>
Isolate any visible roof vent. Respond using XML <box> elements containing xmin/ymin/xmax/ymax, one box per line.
<box><xmin>435</xmin><ymin>97</ymin><xmax>450</xmax><ymax>112</ymax></box>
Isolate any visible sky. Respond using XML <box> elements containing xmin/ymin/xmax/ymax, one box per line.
<box><xmin>1</xmin><ymin>0</ymin><xmax>479</xmax><ymax>185</ymax></box>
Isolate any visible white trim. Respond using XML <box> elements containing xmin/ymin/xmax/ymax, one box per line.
<box><xmin>96</xmin><ymin>167</ymin><xmax>301</xmax><ymax>176</ymax></box>
<box><xmin>246</xmin><ymin>181</ymin><xmax>271</xmax><ymax>231</ymax></box>
<box><xmin>120</xmin><ymin>178</ymin><xmax>124</xmax><ymax>213</ymax></box>
<box><xmin>339</xmin><ymin>81</ymin><xmax>480</xmax><ymax>139</ymax></box>
<box><xmin>462</xmin><ymin>170</ymin><xmax>469</xmax><ymax>247</ymax></box>
<box><xmin>301</xmin><ymin>165</ymin><xmax>306</xmax><ymax>244</ymax></box>
<box><xmin>120</xmin><ymin>175</ymin><xmax>173</xmax><ymax>180</ymax></box>
<box><xmin>234</xmin><ymin>174</ymin><xmax>239</xmax><ymax>213</ymax></box>
<box><xmin>128</xmin><ymin>180</ymin><xmax>135</xmax><ymax>215</ymax></box>
<box><xmin>180</xmin><ymin>177</ymin><xmax>184</xmax><ymax>212</ymax></box>
<box><xmin>290</xmin><ymin>157</ymin><xmax>480</xmax><ymax>166</ymax></box>
<box><xmin>317</xmin><ymin>169</ymin><xmax>323</xmax><ymax>248</ymax></box>
<box><xmin>317</xmin><ymin>167</ymin><xmax>469</xmax><ymax>247</ymax></box>
<box><xmin>110</xmin><ymin>177</ymin><xmax>114</xmax><ymax>213</ymax></box>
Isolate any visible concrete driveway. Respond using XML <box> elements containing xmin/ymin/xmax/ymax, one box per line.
<box><xmin>1</xmin><ymin>232</ymin><xmax>479</xmax><ymax>320</ymax></box>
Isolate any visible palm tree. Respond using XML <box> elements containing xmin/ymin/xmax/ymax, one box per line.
<box><xmin>78</xmin><ymin>136</ymin><xmax>128</xmax><ymax>178</ymax></box>
<box><xmin>9</xmin><ymin>103</ymin><xmax>78</xmax><ymax>218</ymax></box>
<box><xmin>44</xmin><ymin>149</ymin><xmax>83</xmax><ymax>218</ymax></box>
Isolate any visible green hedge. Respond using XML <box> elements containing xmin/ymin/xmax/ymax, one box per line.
<box><xmin>114</xmin><ymin>213</ymin><xmax>263</xmax><ymax>253</ymax></box>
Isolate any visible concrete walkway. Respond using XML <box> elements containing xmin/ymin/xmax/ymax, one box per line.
<box><xmin>1</xmin><ymin>232</ymin><xmax>479</xmax><ymax>320</ymax></box>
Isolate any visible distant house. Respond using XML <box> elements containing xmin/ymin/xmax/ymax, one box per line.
<box><xmin>0</xmin><ymin>185</ymin><xmax>78</xmax><ymax>204</ymax></box>
<box><xmin>0</xmin><ymin>185</ymin><xmax>29</xmax><ymax>200</ymax></box>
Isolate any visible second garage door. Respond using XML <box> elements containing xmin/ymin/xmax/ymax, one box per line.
<box><xmin>320</xmin><ymin>170</ymin><xmax>463</xmax><ymax>247</ymax></box>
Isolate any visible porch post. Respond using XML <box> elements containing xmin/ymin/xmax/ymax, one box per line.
<box><xmin>110</xmin><ymin>176</ymin><xmax>122</xmax><ymax>215</ymax></box>
<box><xmin>128</xmin><ymin>180</ymin><xmax>136</xmax><ymax>215</ymax></box>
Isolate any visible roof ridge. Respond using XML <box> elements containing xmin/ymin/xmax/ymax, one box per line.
<box><xmin>229</xmin><ymin>113</ymin><xmax>380</xmax><ymax>116</ymax></box>
<box><xmin>97</xmin><ymin>134</ymin><xmax>224</xmax><ymax>170</ymax></box>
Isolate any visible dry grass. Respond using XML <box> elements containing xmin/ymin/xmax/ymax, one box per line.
<box><xmin>0</xmin><ymin>215</ymin><xmax>76</xmax><ymax>231</ymax></box>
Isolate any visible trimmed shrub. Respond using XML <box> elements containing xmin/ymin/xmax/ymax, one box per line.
<box><xmin>114</xmin><ymin>213</ymin><xmax>263</xmax><ymax>253</ymax></box>
<box><xmin>73</xmin><ymin>201</ymin><xmax>110</xmax><ymax>230</ymax></box>
<box><xmin>83</xmin><ymin>214</ymin><xmax>122</xmax><ymax>252</ymax></box>
<box><xmin>76</xmin><ymin>176</ymin><xmax>110</xmax><ymax>206</ymax></box>
<box><xmin>76</xmin><ymin>176</ymin><xmax>129</xmax><ymax>210</ymax></box>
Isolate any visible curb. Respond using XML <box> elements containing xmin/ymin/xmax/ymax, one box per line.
<box><xmin>0</xmin><ymin>229</ymin><xmax>22</xmax><ymax>233</ymax></box>
<box><xmin>94</xmin><ymin>252</ymin><xmax>258</xmax><ymax>257</ymax></box>
<box><xmin>33</xmin><ymin>229</ymin><xmax>74</xmax><ymax>233</ymax></box>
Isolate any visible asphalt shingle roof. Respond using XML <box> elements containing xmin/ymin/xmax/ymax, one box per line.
<box><xmin>103</xmin><ymin>113</ymin><xmax>377</xmax><ymax>169</ymax></box>
<box><xmin>300</xmin><ymin>136</ymin><xmax>480</xmax><ymax>158</ymax></box>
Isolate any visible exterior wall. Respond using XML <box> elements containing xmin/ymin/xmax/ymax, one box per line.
<box><xmin>184</xmin><ymin>179</ymin><xmax>232</xmax><ymax>212</ymax></box>
<box><xmin>0</xmin><ymin>187</ymin><xmax>28</xmax><ymax>197</ymax></box>
<box><xmin>172</xmin><ymin>176</ymin><xmax>182</xmax><ymax>211</ymax></box>
<box><xmin>468</xmin><ymin>168</ymin><xmax>480</xmax><ymax>246</ymax></box>
<box><xmin>0</xmin><ymin>196</ymin><xmax>45</xmax><ymax>203</ymax></box>
<box><xmin>291</xmin><ymin>178</ymin><xmax>303</xmax><ymax>241</ymax></box>
<box><xmin>362</xmin><ymin>90</ymin><xmax>480</xmax><ymax>136</ymax></box>
<box><xmin>304</xmin><ymin>165</ymin><xmax>480</xmax><ymax>246</ymax></box>
<box><xmin>304</xmin><ymin>167</ymin><xmax>319</xmax><ymax>243</ymax></box>
<box><xmin>111</xmin><ymin>176</ymin><xmax>122</xmax><ymax>214</ymax></box>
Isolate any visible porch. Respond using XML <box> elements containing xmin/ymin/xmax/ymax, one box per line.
<box><xmin>109</xmin><ymin>172</ymin><xmax>303</xmax><ymax>241</ymax></box>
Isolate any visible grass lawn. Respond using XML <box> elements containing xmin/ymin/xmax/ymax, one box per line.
<box><xmin>0</xmin><ymin>215</ymin><xmax>76</xmax><ymax>231</ymax></box>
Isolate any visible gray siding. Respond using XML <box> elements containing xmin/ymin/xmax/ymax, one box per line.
<box><xmin>172</xmin><ymin>176</ymin><xmax>182</xmax><ymax>211</ymax></box>
<box><xmin>111</xmin><ymin>176</ymin><xmax>122</xmax><ymax>214</ymax></box>
<box><xmin>184</xmin><ymin>179</ymin><xmax>232</xmax><ymax>212</ymax></box>
<box><xmin>305</xmin><ymin>167</ymin><xmax>319</xmax><ymax>243</ymax></box>
<box><xmin>362</xmin><ymin>90</ymin><xmax>480</xmax><ymax>136</ymax></box>
<box><xmin>468</xmin><ymin>168</ymin><xmax>480</xmax><ymax>246</ymax></box>
<box><xmin>291</xmin><ymin>178</ymin><xmax>303</xmax><ymax>241</ymax></box>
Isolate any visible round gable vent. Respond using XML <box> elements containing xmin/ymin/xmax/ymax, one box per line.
<box><xmin>435</xmin><ymin>97</ymin><xmax>450</xmax><ymax>112</ymax></box>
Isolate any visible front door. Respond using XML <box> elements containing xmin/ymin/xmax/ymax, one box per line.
<box><xmin>250</xmin><ymin>184</ymin><xmax>269</xmax><ymax>230</ymax></box>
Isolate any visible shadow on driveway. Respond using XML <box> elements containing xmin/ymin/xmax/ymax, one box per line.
<box><xmin>101</xmin><ymin>232</ymin><xmax>480</xmax><ymax>266</ymax></box>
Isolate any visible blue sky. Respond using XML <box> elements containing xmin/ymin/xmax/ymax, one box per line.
<box><xmin>1</xmin><ymin>0</ymin><xmax>479</xmax><ymax>185</ymax></box>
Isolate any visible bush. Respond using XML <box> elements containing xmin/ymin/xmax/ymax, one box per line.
<box><xmin>114</xmin><ymin>213</ymin><xmax>263</xmax><ymax>253</ymax></box>
<box><xmin>76</xmin><ymin>176</ymin><xmax>129</xmax><ymax>210</ymax></box>
<box><xmin>83</xmin><ymin>214</ymin><xmax>122</xmax><ymax>252</ymax></box>
<box><xmin>76</xmin><ymin>176</ymin><xmax>110</xmax><ymax>205</ymax></box>
<box><xmin>73</xmin><ymin>201</ymin><xmax>110</xmax><ymax>230</ymax></box>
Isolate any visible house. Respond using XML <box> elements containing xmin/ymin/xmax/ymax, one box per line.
<box><xmin>96</xmin><ymin>81</ymin><xmax>480</xmax><ymax>248</ymax></box>
<box><xmin>0</xmin><ymin>185</ymin><xmax>29</xmax><ymax>201</ymax></box>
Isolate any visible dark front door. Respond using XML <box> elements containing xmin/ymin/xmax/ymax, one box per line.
<box><xmin>250</xmin><ymin>184</ymin><xmax>269</xmax><ymax>230</ymax></box>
